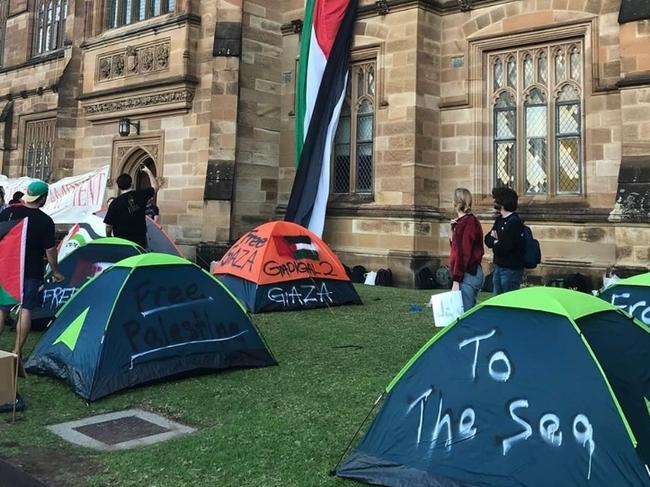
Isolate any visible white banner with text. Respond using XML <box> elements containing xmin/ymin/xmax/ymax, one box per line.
<box><xmin>0</xmin><ymin>166</ymin><xmax>109</xmax><ymax>224</ymax></box>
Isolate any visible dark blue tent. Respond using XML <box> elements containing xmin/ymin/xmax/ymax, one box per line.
<box><xmin>26</xmin><ymin>254</ymin><xmax>276</xmax><ymax>401</ymax></box>
<box><xmin>337</xmin><ymin>287</ymin><xmax>650</xmax><ymax>487</ymax></box>
<box><xmin>32</xmin><ymin>237</ymin><xmax>145</xmax><ymax>321</ymax></box>
<box><xmin>599</xmin><ymin>273</ymin><xmax>650</xmax><ymax>326</ymax></box>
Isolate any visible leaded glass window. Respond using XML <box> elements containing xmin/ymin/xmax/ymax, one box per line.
<box><xmin>24</xmin><ymin>119</ymin><xmax>56</xmax><ymax>180</ymax></box>
<box><xmin>332</xmin><ymin>59</ymin><xmax>375</xmax><ymax>195</ymax></box>
<box><xmin>525</xmin><ymin>88</ymin><xmax>548</xmax><ymax>194</ymax></box>
<box><xmin>494</xmin><ymin>91</ymin><xmax>516</xmax><ymax>187</ymax></box>
<box><xmin>489</xmin><ymin>41</ymin><xmax>583</xmax><ymax>196</ymax></box>
<box><xmin>0</xmin><ymin>1</ymin><xmax>7</xmax><ymax>65</ymax></box>
<box><xmin>107</xmin><ymin>0</ymin><xmax>176</xmax><ymax>30</ymax></box>
<box><xmin>34</xmin><ymin>0</ymin><xmax>67</xmax><ymax>55</ymax></box>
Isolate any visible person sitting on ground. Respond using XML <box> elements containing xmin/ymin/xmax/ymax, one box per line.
<box><xmin>0</xmin><ymin>180</ymin><xmax>64</xmax><ymax>356</ymax></box>
<box><xmin>104</xmin><ymin>166</ymin><xmax>159</xmax><ymax>249</ymax></box>
<box><xmin>8</xmin><ymin>191</ymin><xmax>24</xmax><ymax>206</ymax></box>
<box><xmin>484</xmin><ymin>186</ymin><xmax>525</xmax><ymax>295</ymax></box>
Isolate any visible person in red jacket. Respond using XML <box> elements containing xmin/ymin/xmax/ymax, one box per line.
<box><xmin>449</xmin><ymin>188</ymin><xmax>484</xmax><ymax>311</ymax></box>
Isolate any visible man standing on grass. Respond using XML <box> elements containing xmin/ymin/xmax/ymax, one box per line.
<box><xmin>0</xmin><ymin>180</ymin><xmax>64</xmax><ymax>355</ymax></box>
<box><xmin>104</xmin><ymin>166</ymin><xmax>159</xmax><ymax>249</ymax></box>
<box><xmin>484</xmin><ymin>186</ymin><xmax>525</xmax><ymax>295</ymax></box>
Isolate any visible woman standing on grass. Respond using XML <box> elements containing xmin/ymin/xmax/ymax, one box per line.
<box><xmin>449</xmin><ymin>188</ymin><xmax>485</xmax><ymax>311</ymax></box>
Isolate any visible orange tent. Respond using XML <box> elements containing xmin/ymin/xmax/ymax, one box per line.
<box><xmin>213</xmin><ymin>221</ymin><xmax>361</xmax><ymax>312</ymax></box>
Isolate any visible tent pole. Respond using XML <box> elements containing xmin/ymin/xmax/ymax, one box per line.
<box><xmin>11</xmin><ymin>306</ymin><xmax>21</xmax><ymax>423</ymax></box>
<box><xmin>329</xmin><ymin>392</ymin><xmax>384</xmax><ymax>476</ymax></box>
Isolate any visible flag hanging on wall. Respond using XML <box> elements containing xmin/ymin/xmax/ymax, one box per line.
<box><xmin>287</xmin><ymin>0</ymin><xmax>358</xmax><ymax>237</ymax></box>
<box><xmin>0</xmin><ymin>219</ymin><xmax>27</xmax><ymax>307</ymax></box>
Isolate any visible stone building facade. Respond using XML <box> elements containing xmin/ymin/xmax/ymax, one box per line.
<box><xmin>0</xmin><ymin>0</ymin><xmax>647</xmax><ymax>285</ymax></box>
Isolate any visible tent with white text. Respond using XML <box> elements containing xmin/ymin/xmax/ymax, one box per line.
<box><xmin>26</xmin><ymin>254</ymin><xmax>276</xmax><ymax>401</ymax></box>
<box><xmin>213</xmin><ymin>221</ymin><xmax>361</xmax><ymax>313</ymax></box>
<box><xmin>32</xmin><ymin>237</ymin><xmax>145</xmax><ymax>321</ymax></box>
<box><xmin>598</xmin><ymin>272</ymin><xmax>650</xmax><ymax>326</ymax></box>
<box><xmin>337</xmin><ymin>287</ymin><xmax>650</xmax><ymax>487</ymax></box>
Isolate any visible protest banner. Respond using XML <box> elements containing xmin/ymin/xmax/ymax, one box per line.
<box><xmin>0</xmin><ymin>166</ymin><xmax>109</xmax><ymax>224</ymax></box>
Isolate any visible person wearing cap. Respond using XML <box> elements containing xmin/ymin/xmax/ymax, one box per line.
<box><xmin>0</xmin><ymin>180</ymin><xmax>64</xmax><ymax>355</ymax></box>
<box><xmin>104</xmin><ymin>166</ymin><xmax>159</xmax><ymax>249</ymax></box>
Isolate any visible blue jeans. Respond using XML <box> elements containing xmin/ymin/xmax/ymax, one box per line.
<box><xmin>460</xmin><ymin>265</ymin><xmax>484</xmax><ymax>311</ymax></box>
<box><xmin>492</xmin><ymin>266</ymin><xmax>524</xmax><ymax>296</ymax></box>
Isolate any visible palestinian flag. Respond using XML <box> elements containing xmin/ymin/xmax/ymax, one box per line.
<box><xmin>57</xmin><ymin>221</ymin><xmax>103</xmax><ymax>261</ymax></box>
<box><xmin>275</xmin><ymin>236</ymin><xmax>320</xmax><ymax>261</ymax></box>
<box><xmin>0</xmin><ymin>218</ymin><xmax>27</xmax><ymax>307</ymax></box>
<box><xmin>287</xmin><ymin>0</ymin><xmax>358</xmax><ymax>237</ymax></box>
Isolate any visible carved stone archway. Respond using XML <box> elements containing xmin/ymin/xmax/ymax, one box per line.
<box><xmin>111</xmin><ymin>133</ymin><xmax>164</xmax><ymax>191</ymax></box>
<box><xmin>120</xmin><ymin>147</ymin><xmax>158</xmax><ymax>190</ymax></box>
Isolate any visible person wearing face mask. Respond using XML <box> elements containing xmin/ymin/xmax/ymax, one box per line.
<box><xmin>449</xmin><ymin>188</ymin><xmax>484</xmax><ymax>311</ymax></box>
<box><xmin>484</xmin><ymin>186</ymin><xmax>525</xmax><ymax>295</ymax></box>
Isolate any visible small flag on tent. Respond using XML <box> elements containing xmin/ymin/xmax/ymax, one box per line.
<box><xmin>286</xmin><ymin>0</ymin><xmax>358</xmax><ymax>237</ymax></box>
<box><xmin>0</xmin><ymin>219</ymin><xmax>27</xmax><ymax>307</ymax></box>
<box><xmin>275</xmin><ymin>236</ymin><xmax>320</xmax><ymax>261</ymax></box>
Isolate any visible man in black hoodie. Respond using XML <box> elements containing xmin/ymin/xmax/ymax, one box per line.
<box><xmin>485</xmin><ymin>187</ymin><xmax>525</xmax><ymax>295</ymax></box>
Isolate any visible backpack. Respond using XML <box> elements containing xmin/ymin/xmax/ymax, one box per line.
<box><xmin>375</xmin><ymin>268</ymin><xmax>393</xmax><ymax>287</ymax></box>
<box><xmin>565</xmin><ymin>273</ymin><xmax>592</xmax><ymax>294</ymax></box>
<box><xmin>482</xmin><ymin>271</ymin><xmax>494</xmax><ymax>293</ymax></box>
<box><xmin>435</xmin><ymin>265</ymin><xmax>453</xmax><ymax>289</ymax></box>
<box><xmin>522</xmin><ymin>225</ymin><xmax>541</xmax><ymax>269</ymax></box>
<box><xmin>343</xmin><ymin>265</ymin><xmax>353</xmax><ymax>280</ymax></box>
<box><xmin>415</xmin><ymin>267</ymin><xmax>436</xmax><ymax>289</ymax></box>
<box><xmin>351</xmin><ymin>265</ymin><xmax>367</xmax><ymax>284</ymax></box>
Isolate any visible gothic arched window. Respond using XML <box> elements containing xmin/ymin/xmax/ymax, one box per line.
<box><xmin>34</xmin><ymin>0</ymin><xmax>67</xmax><ymax>55</ymax></box>
<box><xmin>489</xmin><ymin>42</ymin><xmax>583</xmax><ymax>195</ymax></box>
<box><xmin>106</xmin><ymin>0</ymin><xmax>176</xmax><ymax>30</ymax></box>
<box><xmin>332</xmin><ymin>60</ymin><xmax>376</xmax><ymax>195</ymax></box>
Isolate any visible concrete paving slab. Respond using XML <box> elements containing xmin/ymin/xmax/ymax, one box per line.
<box><xmin>47</xmin><ymin>409</ymin><xmax>195</xmax><ymax>451</ymax></box>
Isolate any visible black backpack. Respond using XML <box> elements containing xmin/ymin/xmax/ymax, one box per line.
<box><xmin>375</xmin><ymin>268</ymin><xmax>393</xmax><ymax>287</ymax></box>
<box><xmin>351</xmin><ymin>265</ymin><xmax>367</xmax><ymax>284</ymax></box>
<box><xmin>565</xmin><ymin>273</ymin><xmax>592</xmax><ymax>293</ymax></box>
<box><xmin>343</xmin><ymin>265</ymin><xmax>353</xmax><ymax>279</ymax></box>
<box><xmin>482</xmin><ymin>271</ymin><xmax>494</xmax><ymax>293</ymax></box>
<box><xmin>415</xmin><ymin>267</ymin><xmax>436</xmax><ymax>289</ymax></box>
<box><xmin>522</xmin><ymin>225</ymin><xmax>541</xmax><ymax>269</ymax></box>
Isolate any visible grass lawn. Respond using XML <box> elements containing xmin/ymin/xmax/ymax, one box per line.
<box><xmin>0</xmin><ymin>286</ymin><xmax>489</xmax><ymax>487</ymax></box>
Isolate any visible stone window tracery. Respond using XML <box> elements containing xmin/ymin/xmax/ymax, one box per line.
<box><xmin>106</xmin><ymin>0</ymin><xmax>176</xmax><ymax>30</ymax></box>
<box><xmin>34</xmin><ymin>0</ymin><xmax>67</xmax><ymax>55</ymax></box>
<box><xmin>332</xmin><ymin>59</ymin><xmax>376</xmax><ymax>195</ymax></box>
<box><xmin>24</xmin><ymin>118</ymin><xmax>56</xmax><ymax>180</ymax></box>
<box><xmin>0</xmin><ymin>1</ymin><xmax>7</xmax><ymax>65</ymax></box>
<box><xmin>490</xmin><ymin>41</ymin><xmax>583</xmax><ymax>196</ymax></box>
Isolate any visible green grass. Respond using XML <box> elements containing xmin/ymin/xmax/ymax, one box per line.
<box><xmin>0</xmin><ymin>286</ymin><xmax>486</xmax><ymax>487</ymax></box>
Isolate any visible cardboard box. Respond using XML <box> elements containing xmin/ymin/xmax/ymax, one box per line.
<box><xmin>0</xmin><ymin>350</ymin><xmax>18</xmax><ymax>406</ymax></box>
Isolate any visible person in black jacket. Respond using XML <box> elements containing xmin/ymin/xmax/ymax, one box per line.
<box><xmin>484</xmin><ymin>187</ymin><xmax>525</xmax><ymax>295</ymax></box>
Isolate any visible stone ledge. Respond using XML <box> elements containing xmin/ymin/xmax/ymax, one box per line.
<box><xmin>281</xmin><ymin>0</ymin><xmax>511</xmax><ymax>34</ymax></box>
<box><xmin>81</xmin><ymin>14</ymin><xmax>201</xmax><ymax>50</ymax></box>
<box><xmin>617</xmin><ymin>74</ymin><xmax>650</xmax><ymax>88</ymax></box>
<box><xmin>0</xmin><ymin>48</ymin><xmax>66</xmax><ymax>76</ymax></box>
<box><xmin>79</xmin><ymin>76</ymin><xmax>198</xmax><ymax>121</ymax></box>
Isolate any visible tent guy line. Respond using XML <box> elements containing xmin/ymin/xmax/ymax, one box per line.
<box><xmin>140</xmin><ymin>297</ymin><xmax>215</xmax><ymax>318</ymax></box>
<box><xmin>129</xmin><ymin>330</ymin><xmax>250</xmax><ymax>369</ymax></box>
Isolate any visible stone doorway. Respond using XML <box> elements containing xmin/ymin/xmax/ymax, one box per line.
<box><xmin>118</xmin><ymin>148</ymin><xmax>159</xmax><ymax>209</ymax></box>
<box><xmin>120</xmin><ymin>148</ymin><xmax>157</xmax><ymax>191</ymax></box>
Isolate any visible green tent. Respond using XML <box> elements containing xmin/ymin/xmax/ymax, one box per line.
<box><xmin>26</xmin><ymin>254</ymin><xmax>276</xmax><ymax>401</ymax></box>
<box><xmin>338</xmin><ymin>287</ymin><xmax>650</xmax><ymax>487</ymax></box>
<box><xmin>599</xmin><ymin>272</ymin><xmax>650</xmax><ymax>326</ymax></box>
